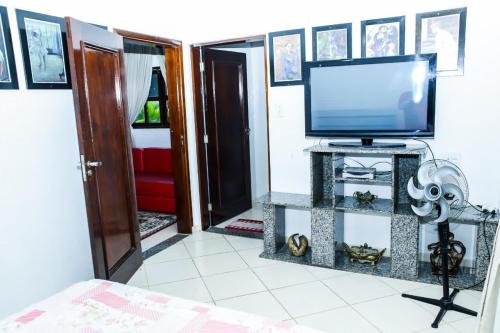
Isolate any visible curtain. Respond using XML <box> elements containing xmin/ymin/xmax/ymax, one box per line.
<box><xmin>156</xmin><ymin>54</ymin><xmax>167</xmax><ymax>86</ymax></box>
<box><xmin>124</xmin><ymin>53</ymin><xmax>153</xmax><ymax>135</ymax></box>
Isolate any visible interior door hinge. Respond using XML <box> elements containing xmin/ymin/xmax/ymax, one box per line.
<box><xmin>200</xmin><ymin>61</ymin><xmax>205</xmax><ymax>72</ymax></box>
<box><xmin>208</xmin><ymin>203</ymin><xmax>213</xmax><ymax>212</ymax></box>
<box><xmin>204</xmin><ymin>134</ymin><xmax>208</xmax><ymax>144</ymax></box>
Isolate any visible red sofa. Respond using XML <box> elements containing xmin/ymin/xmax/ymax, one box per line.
<box><xmin>132</xmin><ymin>148</ymin><xmax>176</xmax><ymax>214</ymax></box>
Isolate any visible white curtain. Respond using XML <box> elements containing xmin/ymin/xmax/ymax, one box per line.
<box><xmin>124</xmin><ymin>53</ymin><xmax>153</xmax><ymax>130</ymax></box>
<box><xmin>156</xmin><ymin>54</ymin><xmax>167</xmax><ymax>86</ymax></box>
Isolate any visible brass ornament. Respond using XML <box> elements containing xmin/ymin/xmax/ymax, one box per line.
<box><xmin>287</xmin><ymin>233</ymin><xmax>308</xmax><ymax>257</ymax></box>
<box><xmin>343</xmin><ymin>243</ymin><xmax>386</xmax><ymax>265</ymax></box>
<box><xmin>353</xmin><ymin>191</ymin><xmax>378</xmax><ymax>203</ymax></box>
<box><xmin>428</xmin><ymin>232</ymin><xmax>466</xmax><ymax>276</ymax></box>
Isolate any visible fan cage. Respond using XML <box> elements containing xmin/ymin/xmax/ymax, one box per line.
<box><xmin>417</xmin><ymin>159</ymin><xmax>469</xmax><ymax>220</ymax></box>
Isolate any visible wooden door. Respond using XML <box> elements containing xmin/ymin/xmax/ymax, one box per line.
<box><xmin>66</xmin><ymin>18</ymin><xmax>142</xmax><ymax>282</ymax></box>
<box><xmin>204</xmin><ymin>49</ymin><xmax>252</xmax><ymax>225</ymax></box>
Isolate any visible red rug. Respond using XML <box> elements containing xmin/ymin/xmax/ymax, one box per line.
<box><xmin>225</xmin><ymin>218</ymin><xmax>263</xmax><ymax>233</ymax></box>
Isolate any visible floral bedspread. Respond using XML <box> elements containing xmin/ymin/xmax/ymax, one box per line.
<box><xmin>0</xmin><ymin>279</ymin><xmax>322</xmax><ymax>332</ymax></box>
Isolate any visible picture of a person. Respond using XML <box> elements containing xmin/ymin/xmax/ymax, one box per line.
<box><xmin>279</xmin><ymin>42</ymin><xmax>299</xmax><ymax>81</ymax></box>
<box><xmin>29</xmin><ymin>29</ymin><xmax>47</xmax><ymax>71</ymax></box>
<box><xmin>323</xmin><ymin>31</ymin><xmax>347</xmax><ymax>60</ymax></box>
<box><xmin>428</xmin><ymin>18</ymin><xmax>459</xmax><ymax>71</ymax></box>
<box><xmin>367</xmin><ymin>23</ymin><xmax>400</xmax><ymax>57</ymax></box>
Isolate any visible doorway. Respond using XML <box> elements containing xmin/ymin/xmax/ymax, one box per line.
<box><xmin>191</xmin><ymin>36</ymin><xmax>270</xmax><ymax>231</ymax></box>
<box><xmin>115</xmin><ymin>29</ymin><xmax>193</xmax><ymax>248</ymax></box>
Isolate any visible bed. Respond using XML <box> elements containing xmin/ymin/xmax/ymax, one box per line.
<box><xmin>0</xmin><ymin>279</ymin><xmax>322</xmax><ymax>332</ymax></box>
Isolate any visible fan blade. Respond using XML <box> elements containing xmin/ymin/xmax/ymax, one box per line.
<box><xmin>433</xmin><ymin>165</ymin><xmax>460</xmax><ymax>185</ymax></box>
<box><xmin>432</xmin><ymin>198</ymin><xmax>450</xmax><ymax>223</ymax></box>
<box><xmin>417</xmin><ymin>163</ymin><xmax>433</xmax><ymax>186</ymax></box>
<box><xmin>407</xmin><ymin>177</ymin><xmax>424</xmax><ymax>200</ymax></box>
<box><xmin>442</xmin><ymin>183</ymin><xmax>465</xmax><ymax>205</ymax></box>
<box><xmin>412</xmin><ymin>201</ymin><xmax>433</xmax><ymax>216</ymax></box>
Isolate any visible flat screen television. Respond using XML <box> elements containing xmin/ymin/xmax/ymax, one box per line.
<box><xmin>304</xmin><ymin>54</ymin><xmax>437</xmax><ymax>148</ymax></box>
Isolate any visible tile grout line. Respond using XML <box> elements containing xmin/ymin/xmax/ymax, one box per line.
<box><xmin>185</xmin><ymin>239</ymin><xmax>217</xmax><ymax>305</ymax></box>
<box><xmin>225</xmin><ymin>236</ymin><xmax>296</xmax><ymax>322</ymax></box>
<box><xmin>317</xmin><ymin>278</ymin><xmax>384</xmax><ymax>333</ymax></box>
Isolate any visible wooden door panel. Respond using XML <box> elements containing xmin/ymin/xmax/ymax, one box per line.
<box><xmin>83</xmin><ymin>45</ymin><xmax>134</xmax><ymax>269</ymax></box>
<box><xmin>213</xmin><ymin>63</ymin><xmax>248</xmax><ymax>205</ymax></box>
<box><xmin>66</xmin><ymin>17</ymin><xmax>142</xmax><ymax>282</ymax></box>
<box><xmin>205</xmin><ymin>49</ymin><xmax>252</xmax><ymax>225</ymax></box>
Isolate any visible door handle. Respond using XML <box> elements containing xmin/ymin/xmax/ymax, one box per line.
<box><xmin>86</xmin><ymin>161</ymin><xmax>103</xmax><ymax>168</ymax></box>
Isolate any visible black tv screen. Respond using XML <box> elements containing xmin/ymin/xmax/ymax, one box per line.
<box><xmin>304</xmin><ymin>54</ymin><xmax>436</xmax><ymax>138</ymax></box>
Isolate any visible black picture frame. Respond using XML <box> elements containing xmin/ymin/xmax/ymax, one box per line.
<box><xmin>15</xmin><ymin>9</ymin><xmax>71</xmax><ymax>89</ymax></box>
<box><xmin>312</xmin><ymin>23</ymin><xmax>352</xmax><ymax>61</ymax></box>
<box><xmin>268</xmin><ymin>28</ymin><xmax>305</xmax><ymax>86</ymax></box>
<box><xmin>0</xmin><ymin>6</ymin><xmax>19</xmax><ymax>89</ymax></box>
<box><xmin>361</xmin><ymin>16</ymin><xmax>405</xmax><ymax>58</ymax></box>
<box><xmin>416</xmin><ymin>7</ymin><xmax>467</xmax><ymax>76</ymax></box>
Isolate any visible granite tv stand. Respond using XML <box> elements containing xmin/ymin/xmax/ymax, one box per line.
<box><xmin>257</xmin><ymin>144</ymin><xmax>498</xmax><ymax>290</ymax></box>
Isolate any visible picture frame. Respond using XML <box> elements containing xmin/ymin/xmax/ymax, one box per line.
<box><xmin>0</xmin><ymin>6</ymin><xmax>19</xmax><ymax>89</ymax></box>
<box><xmin>15</xmin><ymin>9</ymin><xmax>72</xmax><ymax>89</ymax></box>
<box><xmin>312</xmin><ymin>23</ymin><xmax>352</xmax><ymax>61</ymax></box>
<box><xmin>361</xmin><ymin>16</ymin><xmax>405</xmax><ymax>58</ymax></box>
<box><xmin>269</xmin><ymin>28</ymin><xmax>305</xmax><ymax>86</ymax></box>
<box><xmin>416</xmin><ymin>7</ymin><xmax>467</xmax><ymax>76</ymax></box>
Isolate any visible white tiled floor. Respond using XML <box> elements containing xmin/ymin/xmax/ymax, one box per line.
<box><xmin>128</xmin><ymin>231</ymin><xmax>482</xmax><ymax>333</ymax></box>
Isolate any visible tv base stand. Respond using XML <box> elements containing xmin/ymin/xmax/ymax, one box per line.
<box><xmin>328</xmin><ymin>138</ymin><xmax>406</xmax><ymax>148</ymax></box>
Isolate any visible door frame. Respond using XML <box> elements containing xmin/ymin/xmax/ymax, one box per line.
<box><xmin>191</xmin><ymin>35</ymin><xmax>271</xmax><ymax>230</ymax></box>
<box><xmin>115</xmin><ymin>28</ymin><xmax>193</xmax><ymax>234</ymax></box>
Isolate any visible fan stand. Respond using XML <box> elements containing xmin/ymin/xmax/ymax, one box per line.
<box><xmin>402</xmin><ymin>219</ymin><xmax>477</xmax><ymax>328</ymax></box>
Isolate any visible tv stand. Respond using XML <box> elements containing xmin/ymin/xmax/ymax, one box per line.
<box><xmin>328</xmin><ymin>138</ymin><xmax>406</xmax><ymax>148</ymax></box>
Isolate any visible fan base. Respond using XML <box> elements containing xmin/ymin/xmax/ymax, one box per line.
<box><xmin>402</xmin><ymin>289</ymin><xmax>477</xmax><ymax>328</ymax></box>
<box><xmin>401</xmin><ymin>219</ymin><xmax>477</xmax><ymax>329</ymax></box>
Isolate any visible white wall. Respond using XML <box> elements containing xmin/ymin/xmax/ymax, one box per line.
<box><xmin>0</xmin><ymin>5</ymin><xmax>94</xmax><ymax>318</ymax></box>
<box><xmin>132</xmin><ymin>128</ymin><xmax>171</xmax><ymax>148</ymax></box>
<box><xmin>1</xmin><ymin>0</ymin><xmax>499</xmax><ymax>316</ymax></box>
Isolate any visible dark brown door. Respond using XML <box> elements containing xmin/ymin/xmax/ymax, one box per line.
<box><xmin>66</xmin><ymin>18</ymin><xmax>142</xmax><ymax>282</ymax></box>
<box><xmin>204</xmin><ymin>49</ymin><xmax>252</xmax><ymax>225</ymax></box>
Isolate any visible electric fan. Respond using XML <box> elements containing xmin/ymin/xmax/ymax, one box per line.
<box><xmin>402</xmin><ymin>159</ymin><xmax>477</xmax><ymax>328</ymax></box>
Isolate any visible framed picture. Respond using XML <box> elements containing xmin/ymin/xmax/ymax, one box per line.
<box><xmin>312</xmin><ymin>23</ymin><xmax>352</xmax><ymax>61</ymax></box>
<box><xmin>0</xmin><ymin>6</ymin><xmax>18</xmax><ymax>89</ymax></box>
<box><xmin>361</xmin><ymin>16</ymin><xmax>405</xmax><ymax>58</ymax></box>
<box><xmin>269</xmin><ymin>28</ymin><xmax>305</xmax><ymax>86</ymax></box>
<box><xmin>15</xmin><ymin>9</ymin><xmax>71</xmax><ymax>89</ymax></box>
<box><xmin>416</xmin><ymin>8</ymin><xmax>467</xmax><ymax>76</ymax></box>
